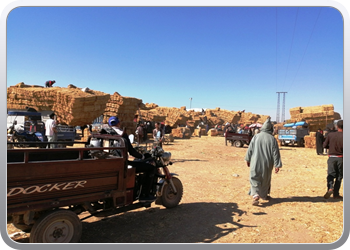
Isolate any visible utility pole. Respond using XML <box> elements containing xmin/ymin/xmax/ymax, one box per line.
<box><xmin>276</xmin><ymin>93</ymin><xmax>281</xmax><ymax>123</ymax></box>
<box><xmin>282</xmin><ymin>92</ymin><xmax>287</xmax><ymax>123</ymax></box>
<box><xmin>276</xmin><ymin>92</ymin><xmax>287</xmax><ymax>123</ymax></box>
<box><xmin>189</xmin><ymin>97</ymin><xmax>192</xmax><ymax>110</ymax></box>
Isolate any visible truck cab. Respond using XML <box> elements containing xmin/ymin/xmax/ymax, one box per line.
<box><xmin>278</xmin><ymin>121</ymin><xmax>309</xmax><ymax>147</ymax></box>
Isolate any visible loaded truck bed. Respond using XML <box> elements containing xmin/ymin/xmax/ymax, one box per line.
<box><xmin>224</xmin><ymin>131</ymin><xmax>252</xmax><ymax>147</ymax></box>
<box><xmin>6</xmin><ymin>136</ymin><xmax>141</xmax><ymax>243</ymax></box>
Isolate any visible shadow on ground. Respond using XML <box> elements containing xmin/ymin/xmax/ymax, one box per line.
<box><xmin>80</xmin><ymin>202</ymin><xmax>254</xmax><ymax>243</ymax></box>
<box><xmin>259</xmin><ymin>196</ymin><xmax>343</xmax><ymax>207</ymax></box>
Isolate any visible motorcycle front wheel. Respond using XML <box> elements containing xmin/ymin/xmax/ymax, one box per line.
<box><xmin>160</xmin><ymin>177</ymin><xmax>183</xmax><ymax>209</ymax></box>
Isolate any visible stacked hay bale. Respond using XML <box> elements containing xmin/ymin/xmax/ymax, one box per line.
<box><xmin>204</xmin><ymin>108</ymin><xmax>270</xmax><ymax>127</ymax></box>
<box><xmin>103</xmin><ymin>92</ymin><xmax>142</xmax><ymax>135</ymax></box>
<box><xmin>7</xmin><ymin>83</ymin><xmax>273</xmax><ymax>137</ymax></box>
<box><xmin>289</xmin><ymin>105</ymin><xmax>341</xmax><ymax>132</ymax></box>
<box><xmin>7</xmin><ymin>83</ymin><xmax>110</xmax><ymax>126</ymax></box>
<box><xmin>188</xmin><ymin>110</ymin><xmax>204</xmax><ymax>128</ymax></box>
<box><xmin>239</xmin><ymin>112</ymin><xmax>270</xmax><ymax>125</ymax></box>
<box><xmin>171</xmin><ymin>127</ymin><xmax>192</xmax><ymax>139</ymax></box>
<box><xmin>139</xmin><ymin>106</ymin><xmax>191</xmax><ymax>127</ymax></box>
<box><xmin>304</xmin><ymin>132</ymin><xmax>317</xmax><ymax>149</ymax></box>
<box><xmin>207</xmin><ymin>129</ymin><xmax>219</xmax><ymax>137</ymax></box>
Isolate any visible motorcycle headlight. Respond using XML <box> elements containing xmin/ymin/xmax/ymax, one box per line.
<box><xmin>152</xmin><ymin>146</ymin><xmax>164</xmax><ymax>157</ymax></box>
<box><xmin>161</xmin><ymin>152</ymin><xmax>171</xmax><ymax>164</ymax></box>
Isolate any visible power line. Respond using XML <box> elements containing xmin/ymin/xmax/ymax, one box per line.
<box><xmin>282</xmin><ymin>7</ymin><xmax>299</xmax><ymax>91</ymax></box>
<box><xmin>287</xmin><ymin>8</ymin><xmax>322</xmax><ymax>93</ymax></box>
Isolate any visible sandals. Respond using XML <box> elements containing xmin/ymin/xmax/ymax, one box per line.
<box><xmin>252</xmin><ymin>195</ymin><xmax>260</xmax><ymax>206</ymax></box>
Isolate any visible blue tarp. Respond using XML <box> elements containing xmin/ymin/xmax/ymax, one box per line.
<box><xmin>7</xmin><ymin>111</ymin><xmax>42</xmax><ymax>116</ymax></box>
<box><xmin>283</xmin><ymin>121</ymin><xmax>307</xmax><ymax>127</ymax></box>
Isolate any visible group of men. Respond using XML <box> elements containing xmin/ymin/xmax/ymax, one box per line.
<box><xmin>245</xmin><ymin>118</ymin><xmax>343</xmax><ymax>206</ymax></box>
<box><xmin>135</xmin><ymin>121</ymin><xmax>168</xmax><ymax>147</ymax></box>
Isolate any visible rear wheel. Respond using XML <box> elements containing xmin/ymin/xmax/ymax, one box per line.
<box><xmin>29</xmin><ymin>210</ymin><xmax>82</xmax><ymax>243</ymax></box>
<box><xmin>161</xmin><ymin>177</ymin><xmax>183</xmax><ymax>209</ymax></box>
<box><xmin>234</xmin><ymin>140</ymin><xmax>243</xmax><ymax>148</ymax></box>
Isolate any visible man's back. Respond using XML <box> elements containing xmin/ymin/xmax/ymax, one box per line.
<box><xmin>324</xmin><ymin>131</ymin><xmax>343</xmax><ymax>156</ymax></box>
<box><xmin>45</xmin><ymin>119</ymin><xmax>56</xmax><ymax>136</ymax></box>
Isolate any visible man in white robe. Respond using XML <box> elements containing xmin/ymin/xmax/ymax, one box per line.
<box><xmin>245</xmin><ymin>117</ymin><xmax>282</xmax><ymax>206</ymax></box>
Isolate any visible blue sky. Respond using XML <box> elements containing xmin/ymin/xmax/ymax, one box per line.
<box><xmin>6</xmin><ymin>6</ymin><xmax>344</xmax><ymax>122</ymax></box>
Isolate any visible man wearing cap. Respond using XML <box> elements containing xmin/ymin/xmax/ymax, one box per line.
<box><xmin>323</xmin><ymin>120</ymin><xmax>343</xmax><ymax>199</ymax></box>
<box><xmin>108</xmin><ymin>116</ymin><xmax>157</xmax><ymax>202</ymax></box>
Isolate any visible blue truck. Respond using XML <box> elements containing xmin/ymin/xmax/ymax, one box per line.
<box><xmin>278</xmin><ymin>121</ymin><xmax>309</xmax><ymax>147</ymax></box>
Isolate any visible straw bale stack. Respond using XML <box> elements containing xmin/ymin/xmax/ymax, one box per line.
<box><xmin>193</xmin><ymin>128</ymin><xmax>201</xmax><ymax>137</ymax></box>
<box><xmin>304</xmin><ymin>135</ymin><xmax>316</xmax><ymax>149</ymax></box>
<box><xmin>139</xmin><ymin>106</ymin><xmax>191</xmax><ymax>127</ymax></box>
<box><xmin>289</xmin><ymin>104</ymin><xmax>341</xmax><ymax>132</ymax></box>
<box><xmin>207</xmin><ymin>129</ymin><xmax>219</xmax><ymax>137</ymax></box>
<box><xmin>103</xmin><ymin>92</ymin><xmax>143</xmax><ymax>135</ymax></box>
<box><xmin>171</xmin><ymin>127</ymin><xmax>192</xmax><ymax>139</ymax></box>
<box><xmin>7</xmin><ymin>83</ymin><xmax>110</xmax><ymax>126</ymax></box>
<box><xmin>201</xmin><ymin>109</ymin><xmax>270</xmax><ymax>127</ymax></box>
<box><xmin>7</xmin><ymin>83</ymin><xmax>272</xmax><ymax>137</ymax></box>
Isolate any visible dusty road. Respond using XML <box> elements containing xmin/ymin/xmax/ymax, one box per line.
<box><xmin>7</xmin><ymin>136</ymin><xmax>343</xmax><ymax>244</ymax></box>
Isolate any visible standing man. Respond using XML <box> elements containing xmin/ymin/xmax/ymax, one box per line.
<box><xmin>153</xmin><ymin>122</ymin><xmax>164</xmax><ymax>148</ymax></box>
<box><xmin>323</xmin><ymin>120</ymin><xmax>343</xmax><ymax>199</ymax></box>
<box><xmin>135</xmin><ymin>123</ymin><xmax>144</xmax><ymax>146</ymax></box>
<box><xmin>45</xmin><ymin>80</ymin><xmax>56</xmax><ymax>88</ymax></box>
<box><xmin>315</xmin><ymin>128</ymin><xmax>325</xmax><ymax>155</ymax></box>
<box><xmin>45</xmin><ymin>113</ymin><xmax>57</xmax><ymax>148</ymax></box>
<box><xmin>245</xmin><ymin>117</ymin><xmax>282</xmax><ymax>206</ymax></box>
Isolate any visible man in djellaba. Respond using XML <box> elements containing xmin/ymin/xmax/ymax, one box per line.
<box><xmin>244</xmin><ymin>117</ymin><xmax>282</xmax><ymax>206</ymax></box>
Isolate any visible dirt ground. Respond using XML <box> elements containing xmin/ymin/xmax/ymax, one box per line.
<box><xmin>7</xmin><ymin>135</ymin><xmax>344</xmax><ymax>244</ymax></box>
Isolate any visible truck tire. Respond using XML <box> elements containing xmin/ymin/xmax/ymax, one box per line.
<box><xmin>234</xmin><ymin>140</ymin><xmax>243</xmax><ymax>148</ymax></box>
<box><xmin>29</xmin><ymin>209</ymin><xmax>82</xmax><ymax>243</ymax></box>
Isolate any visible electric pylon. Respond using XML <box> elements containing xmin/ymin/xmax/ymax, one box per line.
<box><xmin>276</xmin><ymin>92</ymin><xmax>287</xmax><ymax>123</ymax></box>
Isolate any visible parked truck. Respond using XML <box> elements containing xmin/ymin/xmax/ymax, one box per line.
<box><xmin>224</xmin><ymin>131</ymin><xmax>252</xmax><ymax>147</ymax></box>
<box><xmin>7</xmin><ymin>111</ymin><xmax>76</xmax><ymax>147</ymax></box>
<box><xmin>278</xmin><ymin>121</ymin><xmax>309</xmax><ymax>147</ymax></box>
<box><xmin>7</xmin><ymin>133</ymin><xmax>182</xmax><ymax>243</ymax></box>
